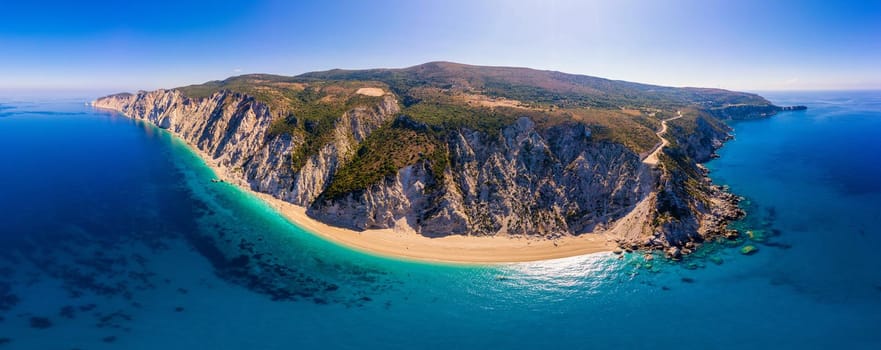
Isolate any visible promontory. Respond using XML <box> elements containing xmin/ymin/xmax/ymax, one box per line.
<box><xmin>93</xmin><ymin>62</ymin><xmax>796</xmax><ymax>262</ymax></box>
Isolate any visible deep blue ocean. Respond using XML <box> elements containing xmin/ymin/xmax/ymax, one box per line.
<box><xmin>1</xmin><ymin>91</ymin><xmax>879</xmax><ymax>349</ymax></box>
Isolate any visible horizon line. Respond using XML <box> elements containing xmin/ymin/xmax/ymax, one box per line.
<box><xmin>1</xmin><ymin>60</ymin><xmax>878</xmax><ymax>95</ymax></box>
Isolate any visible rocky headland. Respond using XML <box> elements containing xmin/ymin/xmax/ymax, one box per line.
<box><xmin>93</xmin><ymin>62</ymin><xmax>800</xmax><ymax>262</ymax></box>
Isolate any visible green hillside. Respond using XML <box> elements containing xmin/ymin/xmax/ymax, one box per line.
<box><xmin>174</xmin><ymin>62</ymin><xmax>775</xmax><ymax>195</ymax></box>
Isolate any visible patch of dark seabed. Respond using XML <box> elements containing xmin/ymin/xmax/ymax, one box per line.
<box><xmin>0</xmin><ymin>110</ymin><xmax>398</xmax><ymax>347</ymax></box>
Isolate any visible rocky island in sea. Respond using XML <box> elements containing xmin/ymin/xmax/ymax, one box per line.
<box><xmin>93</xmin><ymin>61</ymin><xmax>803</xmax><ymax>262</ymax></box>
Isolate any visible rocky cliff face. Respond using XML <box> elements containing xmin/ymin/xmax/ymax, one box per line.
<box><xmin>644</xmin><ymin>114</ymin><xmax>745</xmax><ymax>257</ymax></box>
<box><xmin>94</xmin><ymin>90</ymin><xmax>656</xmax><ymax>239</ymax></box>
<box><xmin>310</xmin><ymin>117</ymin><xmax>654</xmax><ymax>238</ymax></box>
<box><xmin>94</xmin><ymin>89</ymin><xmax>399</xmax><ymax>208</ymax></box>
<box><xmin>708</xmin><ymin>104</ymin><xmax>782</xmax><ymax>120</ymax></box>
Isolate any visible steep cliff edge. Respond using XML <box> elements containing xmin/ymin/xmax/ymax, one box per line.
<box><xmin>93</xmin><ymin>62</ymin><xmax>782</xmax><ymax>256</ymax></box>
<box><xmin>94</xmin><ymin>90</ymin><xmax>652</xmax><ymax>239</ymax></box>
<box><xmin>308</xmin><ymin>116</ymin><xmax>654</xmax><ymax>238</ymax></box>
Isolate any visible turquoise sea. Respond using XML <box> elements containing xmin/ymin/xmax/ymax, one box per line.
<box><xmin>1</xmin><ymin>91</ymin><xmax>879</xmax><ymax>349</ymax></box>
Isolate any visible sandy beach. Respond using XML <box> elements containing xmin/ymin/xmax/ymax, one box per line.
<box><xmin>91</xmin><ymin>101</ymin><xmax>619</xmax><ymax>264</ymax></box>
<box><xmin>190</xmin><ymin>145</ymin><xmax>617</xmax><ymax>264</ymax></box>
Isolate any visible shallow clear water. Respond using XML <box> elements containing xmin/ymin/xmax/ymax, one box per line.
<box><xmin>0</xmin><ymin>92</ymin><xmax>879</xmax><ymax>349</ymax></box>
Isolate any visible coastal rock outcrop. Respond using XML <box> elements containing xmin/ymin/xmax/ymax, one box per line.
<box><xmin>309</xmin><ymin>117</ymin><xmax>654</xmax><ymax>238</ymax></box>
<box><xmin>93</xmin><ymin>63</ymin><xmax>774</xmax><ymax>255</ymax></box>
<box><xmin>95</xmin><ymin>90</ymin><xmax>399</xmax><ymax>208</ymax></box>
<box><xmin>639</xmin><ymin>113</ymin><xmax>745</xmax><ymax>251</ymax></box>
<box><xmin>95</xmin><ymin>91</ymin><xmax>655</xmax><ymax>240</ymax></box>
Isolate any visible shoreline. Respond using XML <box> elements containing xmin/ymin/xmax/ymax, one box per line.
<box><xmin>197</xmin><ymin>149</ymin><xmax>617</xmax><ymax>264</ymax></box>
<box><xmin>92</xmin><ymin>103</ymin><xmax>619</xmax><ymax>264</ymax></box>
<box><xmin>92</xmin><ymin>101</ymin><xmax>739</xmax><ymax>264</ymax></box>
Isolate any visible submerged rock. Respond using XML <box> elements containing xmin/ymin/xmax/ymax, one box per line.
<box><xmin>740</xmin><ymin>245</ymin><xmax>759</xmax><ymax>255</ymax></box>
<box><xmin>0</xmin><ymin>283</ymin><xmax>19</xmax><ymax>312</ymax></box>
<box><xmin>747</xmin><ymin>230</ymin><xmax>767</xmax><ymax>242</ymax></box>
<box><xmin>29</xmin><ymin>317</ymin><xmax>52</xmax><ymax>329</ymax></box>
<box><xmin>59</xmin><ymin>306</ymin><xmax>76</xmax><ymax>319</ymax></box>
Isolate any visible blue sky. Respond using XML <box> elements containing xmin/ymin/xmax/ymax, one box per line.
<box><xmin>1</xmin><ymin>0</ymin><xmax>879</xmax><ymax>92</ymax></box>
